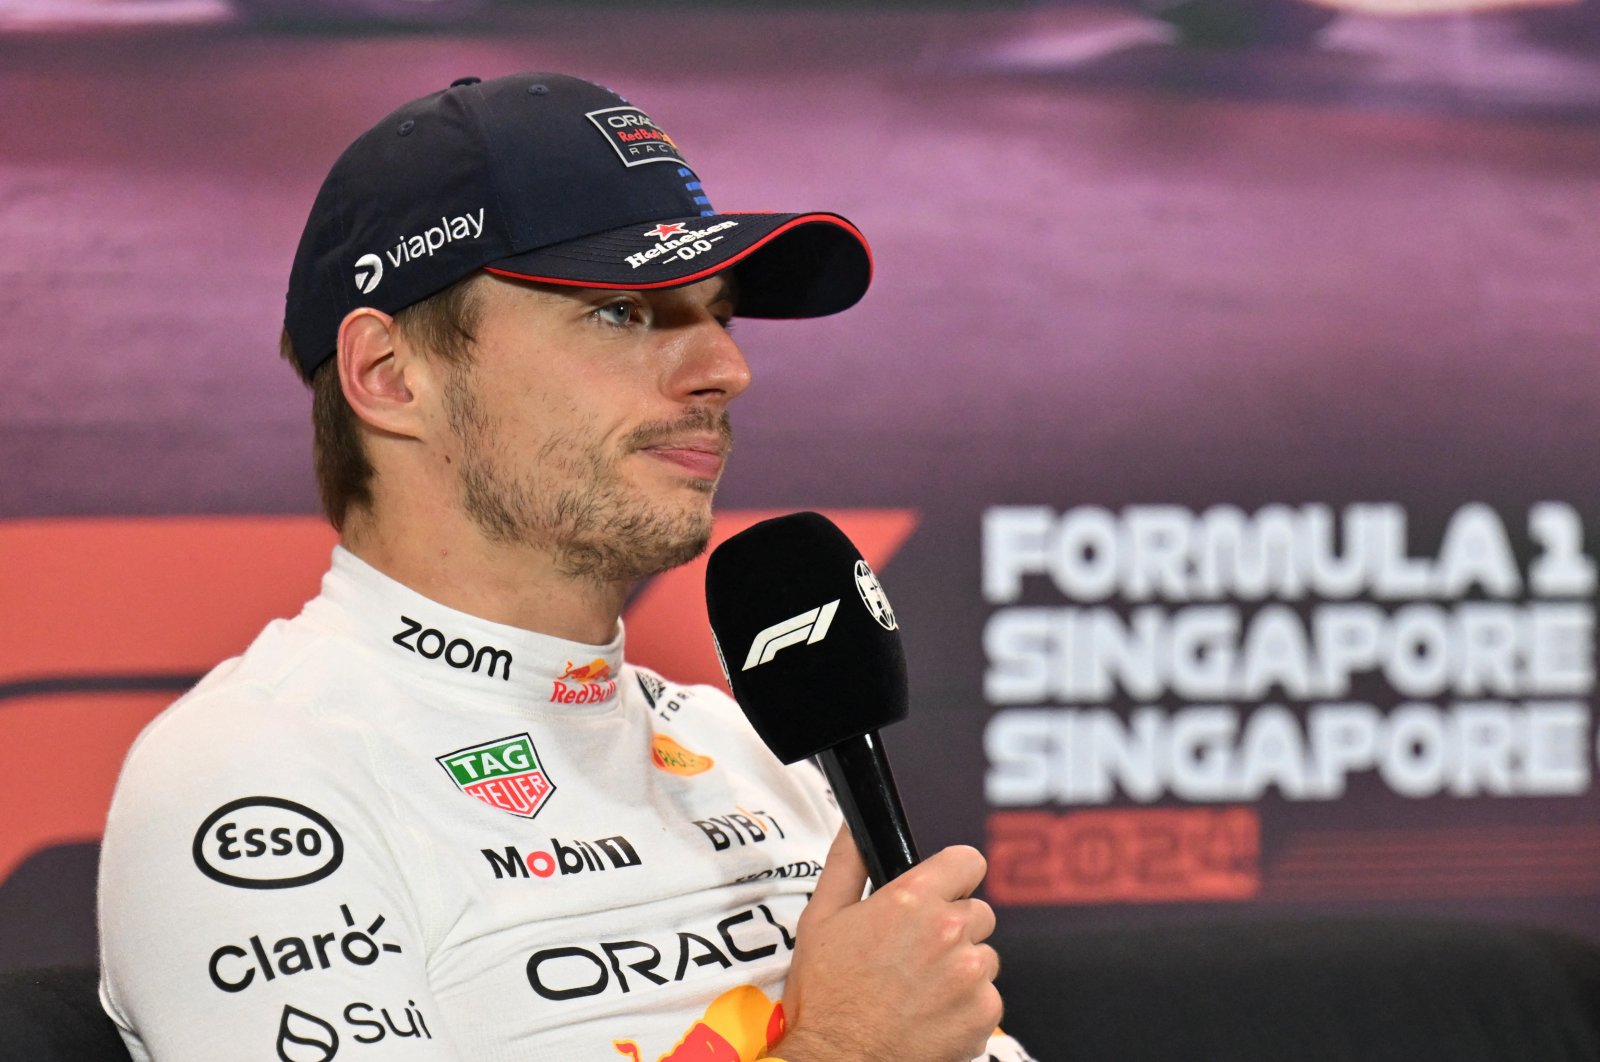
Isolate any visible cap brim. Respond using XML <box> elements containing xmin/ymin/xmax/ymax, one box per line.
<box><xmin>483</xmin><ymin>212</ymin><xmax>871</xmax><ymax>318</ymax></box>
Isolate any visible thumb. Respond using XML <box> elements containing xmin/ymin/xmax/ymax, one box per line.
<box><xmin>804</xmin><ymin>826</ymin><xmax>869</xmax><ymax>919</ymax></box>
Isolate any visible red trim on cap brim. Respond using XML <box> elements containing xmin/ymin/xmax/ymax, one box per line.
<box><xmin>483</xmin><ymin>212</ymin><xmax>872</xmax><ymax>303</ymax></box>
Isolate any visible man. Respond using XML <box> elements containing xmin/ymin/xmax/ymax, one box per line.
<box><xmin>98</xmin><ymin>73</ymin><xmax>1027</xmax><ymax>1062</ymax></box>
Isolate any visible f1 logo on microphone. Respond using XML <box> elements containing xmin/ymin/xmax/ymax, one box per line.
<box><xmin>742</xmin><ymin>600</ymin><xmax>839</xmax><ymax>671</ymax></box>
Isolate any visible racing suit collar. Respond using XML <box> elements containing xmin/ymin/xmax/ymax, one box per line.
<box><xmin>307</xmin><ymin>546</ymin><xmax>627</xmax><ymax>713</ymax></box>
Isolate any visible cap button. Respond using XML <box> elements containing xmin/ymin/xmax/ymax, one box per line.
<box><xmin>450</xmin><ymin>76</ymin><xmax>482</xmax><ymax>88</ymax></box>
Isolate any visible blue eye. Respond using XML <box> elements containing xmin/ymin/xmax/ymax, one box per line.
<box><xmin>594</xmin><ymin>300</ymin><xmax>637</xmax><ymax>328</ymax></box>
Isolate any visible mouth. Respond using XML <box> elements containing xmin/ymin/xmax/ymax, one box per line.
<box><xmin>638</xmin><ymin>437</ymin><xmax>728</xmax><ymax>480</ymax></box>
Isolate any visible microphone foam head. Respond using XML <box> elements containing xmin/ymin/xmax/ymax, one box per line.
<box><xmin>705</xmin><ymin>512</ymin><xmax>909</xmax><ymax>763</ymax></box>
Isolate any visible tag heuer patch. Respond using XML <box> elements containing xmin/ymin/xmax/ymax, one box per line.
<box><xmin>585</xmin><ymin>106</ymin><xmax>687</xmax><ymax>168</ymax></box>
<box><xmin>437</xmin><ymin>733</ymin><xmax>556</xmax><ymax>819</ymax></box>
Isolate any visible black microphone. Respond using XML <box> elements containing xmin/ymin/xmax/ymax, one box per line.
<box><xmin>705</xmin><ymin>511</ymin><xmax>919</xmax><ymax>887</ymax></box>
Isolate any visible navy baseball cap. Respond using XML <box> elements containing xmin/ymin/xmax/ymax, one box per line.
<box><xmin>284</xmin><ymin>73</ymin><xmax>873</xmax><ymax>378</ymax></box>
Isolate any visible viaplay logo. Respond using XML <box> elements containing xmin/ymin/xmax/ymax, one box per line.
<box><xmin>351</xmin><ymin>209</ymin><xmax>487</xmax><ymax>294</ymax></box>
<box><xmin>352</xmin><ymin>254</ymin><xmax>383</xmax><ymax>295</ymax></box>
<box><xmin>437</xmin><ymin>733</ymin><xmax>556</xmax><ymax>820</ymax></box>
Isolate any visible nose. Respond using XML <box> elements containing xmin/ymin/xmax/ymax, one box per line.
<box><xmin>673</xmin><ymin>313</ymin><xmax>752</xmax><ymax>406</ymax></box>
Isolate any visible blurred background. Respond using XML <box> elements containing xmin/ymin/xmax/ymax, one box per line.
<box><xmin>3</xmin><ymin>0</ymin><xmax>1599</xmax><ymax>1044</ymax></box>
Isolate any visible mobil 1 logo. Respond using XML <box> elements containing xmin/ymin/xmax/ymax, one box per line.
<box><xmin>194</xmin><ymin>797</ymin><xmax>344</xmax><ymax>889</ymax></box>
<box><xmin>482</xmin><ymin>835</ymin><xmax>642</xmax><ymax>881</ymax></box>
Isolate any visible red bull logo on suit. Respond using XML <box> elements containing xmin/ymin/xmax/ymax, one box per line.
<box><xmin>552</xmin><ymin>658</ymin><xmax>619</xmax><ymax>704</ymax></box>
<box><xmin>612</xmin><ymin>985</ymin><xmax>785</xmax><ymax>1062</ymax></box>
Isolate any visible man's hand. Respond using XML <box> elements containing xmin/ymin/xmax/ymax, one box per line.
<box><xmin>773</xmin><ymin>827</ymin><xmax>1003</xmax><ymax>1061</ymax></box>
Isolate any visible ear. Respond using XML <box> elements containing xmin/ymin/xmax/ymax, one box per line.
<box><xmin>336</xmin><ymin>307</ymin><xmax>433</xmax><ymax>440</ymax></box>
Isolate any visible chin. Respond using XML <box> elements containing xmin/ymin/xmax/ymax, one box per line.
<box><xmin>619</xmin><ymin>527</ymin><xmax>711</xmax><ymax>582</ymax></box>
<box><xmin>659</xmin><ymin>495</ymin><xmax>717</xmax><ymax>560</ymax></box>
<box><xmin>560</xmin><ymin>495</ymin><xmax>715</xmax><ymax>583</ymax></box>
<box><xmin>664</xmin><ymin>510</ymin><xmax>715</xmax><ymax>564</ymax></box>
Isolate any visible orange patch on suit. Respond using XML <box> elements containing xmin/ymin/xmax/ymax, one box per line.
<box><xmin>650</xmin><ymin>733</ymin><xmax>715</xmax><ymax>776</ymax></box>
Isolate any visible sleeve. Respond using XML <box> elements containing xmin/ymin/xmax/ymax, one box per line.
<box><xmin>98</xmin><ymin>686</ymin><xmax>464</xmax><ymax>1061</ymax></box>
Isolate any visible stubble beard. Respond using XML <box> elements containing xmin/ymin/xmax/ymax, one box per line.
<box><xmin>445</xmin><ymin>369</ymin><xmax>728</xmax><ymax>585</ymax></box>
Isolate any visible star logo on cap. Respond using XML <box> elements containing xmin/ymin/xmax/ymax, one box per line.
<box><xmin>643</xmin><ymin>223</ymin><xmax>688</xmax><ymax>240</ymax></box>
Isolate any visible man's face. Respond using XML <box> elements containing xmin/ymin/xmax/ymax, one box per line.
<box><xmin>432</xmin><ymin>273</ymin><xmax>748</xmax><ymax>585</ymax></box>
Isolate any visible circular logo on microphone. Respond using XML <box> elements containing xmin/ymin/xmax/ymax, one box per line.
<box><xmin>854</xmin><ymin>560</ymin><xmax>897</xmax><ymax>630</ymax></box>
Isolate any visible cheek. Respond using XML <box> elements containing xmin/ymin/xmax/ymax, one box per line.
<box><xmin>498</xmin><ymin>396</ymin><xmax>620</xmax><ymax>473</ymax></box>
<box><xmin>454</xmin><ymin>347</ymin><xmax>644</xmax><ymax>462</ymax></box>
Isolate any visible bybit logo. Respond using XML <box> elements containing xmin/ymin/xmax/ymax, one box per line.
<box><xmin>353</xmin><ymin>254</ymin><xmax>383</xmax><ymax>294</ymax></box>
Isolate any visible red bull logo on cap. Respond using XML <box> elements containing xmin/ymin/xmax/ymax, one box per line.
<box><xmin>586</xmin><ymin>105</ymin><xmax>687</xmax><ymax>168</ymax></box>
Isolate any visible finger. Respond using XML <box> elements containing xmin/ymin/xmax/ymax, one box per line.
<box><xmin>986</xmin><ymin>977</ymin><xmax>1005</xmax><ymax>1027</ymax></box>
<box><xmin>981</xmin><ymin>943</ymin><xmax>1001</xmax><ymax>984</ymax></box>
<box><xmin>803</xmin><ymin>825</ymin><xmax>869</xmax><ymax>919</ymax></box>
<box><xmin>964</xmin><ymin>897</ymin><xmax>997</xmax><ymax>944</ymax></box>
<box><xmin>962</xmin><ymin>981</ymin><xmax>1006</xmax><ymax>1062</ymax></box>
<box><xmin>914</xmin><ymin>844</ymin><xmax>987</xmax><ymax>902</ymax></box>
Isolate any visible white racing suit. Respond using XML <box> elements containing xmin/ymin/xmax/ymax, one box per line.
<box><xmin>99</xmin><ymin>548</ymin><xmax>1031</xmax><ymax>1062</ymax></box>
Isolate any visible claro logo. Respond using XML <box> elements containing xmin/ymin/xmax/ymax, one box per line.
<box><xmin>209</xmin><ymin>903</ymin><xmax>402</xmax><ymax>994</ymax></box>
<box><xmin>192</xmin><ymin>797</ymin><xmax>344</xmax><ymax>889</ymax></box>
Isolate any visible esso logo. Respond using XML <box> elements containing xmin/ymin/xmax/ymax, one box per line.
<box><xmin>192</xmin><ymin>797</ymin><xmax>344</xmax><ymax>890</ymax></box>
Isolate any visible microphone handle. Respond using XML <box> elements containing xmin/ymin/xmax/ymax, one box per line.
<box><xmin>815</xmin><ymin>731</ymin><xmax>920</xmax><ymax>888</ymax></box>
